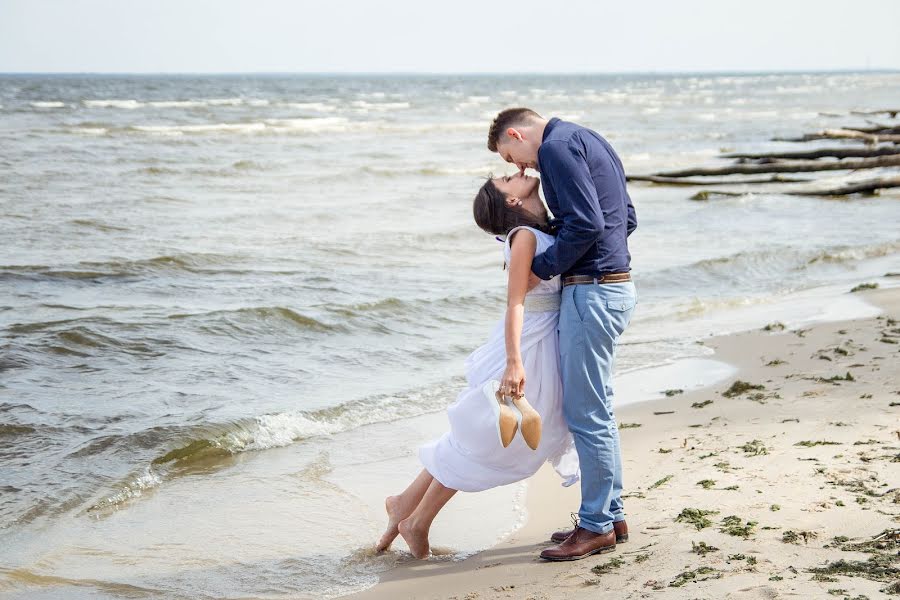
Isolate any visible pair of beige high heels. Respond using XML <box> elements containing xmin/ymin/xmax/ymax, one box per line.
<box><xmin>483</xmin><ymin>380</ymin><xmax>542</xmax><ymax>450</ymax></box>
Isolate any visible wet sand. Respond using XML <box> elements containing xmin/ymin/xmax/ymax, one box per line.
<box><xmin>348</xmin><ymin>286</ymin><xmax>899</xmax><ymax>599</ymax></box>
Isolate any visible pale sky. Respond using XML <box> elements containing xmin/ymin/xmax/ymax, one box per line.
<box><xmin>1</xmin><ymin>0</ymin><xmax>898</xmax><ymax>73</ymax></box>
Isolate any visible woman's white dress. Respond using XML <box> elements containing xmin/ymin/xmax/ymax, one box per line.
<box><xmin>418</xmin><ymin>226</ymin><xmax>580</xmax><ymax>492</ymax></box>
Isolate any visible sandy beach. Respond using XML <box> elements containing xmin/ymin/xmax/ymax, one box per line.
<box><xmin>347</xmin><ymin>285</ymin><xmax>899</xmax><ymax>600</ymax></box>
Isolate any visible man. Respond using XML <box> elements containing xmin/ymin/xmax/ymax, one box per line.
<box><xmin>488</xmin><ymin>108</ymin><xmax>637</xmax><ymax>561</ymax></box>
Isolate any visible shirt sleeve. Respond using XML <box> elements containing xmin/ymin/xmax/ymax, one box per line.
<box><xmin>626</xmin><ymin>193</ymin><xmax>637</xmax><ymax>237</ymax></box>
<box><xmin>531</xmin><ymin>139</ymin><xmax>605</xmax><ymax>279</ymax></box>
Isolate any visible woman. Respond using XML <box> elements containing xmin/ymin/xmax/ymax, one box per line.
<box><xmin>375</xmin><ymin>172</ymin><xmax>579</xmax><ymax>559</ymax></box>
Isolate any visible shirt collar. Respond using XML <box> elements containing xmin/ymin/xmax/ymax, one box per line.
<box><xmin>537</xmin><ymin>117</ymin><xmax>560</xmax><ymax>173</ymax></box>
<box><xmin>542</xmin><ymin>117</ymin><xmax>560</xmax><ymax>143</ymax></box>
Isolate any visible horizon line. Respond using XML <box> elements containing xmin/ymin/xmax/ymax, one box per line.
<box><xmin>1</xmin><ymin>68</ymin><xmax>899</xmax><ymax>77</ymax></box>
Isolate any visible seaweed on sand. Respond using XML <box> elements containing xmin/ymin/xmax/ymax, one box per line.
<box><xmin>669</xmin><ymin>567</ymin><xmax>721</xmax><ymax>587</ymax></box>
<box><xmin>723</xmin><ymin>380</ymin><xmax>765</xmax><ymax>398</ymax></box>
<box><xmin>720</xmin><ymin>515</ymin><xmax>757</xmax><ymax>538</ymax></box>
<box><xmin>676</xmin><ymin>508</ymin><xmax>719</xmax><ymax>531</ymax></box>
<box><xmin>738</xmin><ymin>439</ymin><xmax>769</xmax><ymax>456</ymax></box>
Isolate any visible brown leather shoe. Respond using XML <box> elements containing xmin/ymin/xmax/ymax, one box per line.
<box><xmin>539</xmin><ymin>526</ymin><xmax>616</xmax><ymax>561</ymax></box>
<box><xmin>550</xmin><ymin>520</ymin><xmax>628</xmax><ymax>544</ymax></box>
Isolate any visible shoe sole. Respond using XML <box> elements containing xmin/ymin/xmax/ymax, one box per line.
<box><xmin>550</xmin><ymin>534</ymin><xmax>628</xmax><ymax>544</ymax></box>
<box><xmin>540</xmin><ymin>544</ymin><xmax>616</xmax><ymax>562</ymax></box>
<box><xmin>483</xmin><ymin>381</ymin><xmax>519</xmax><ymax>448</ymax></box>
<box><xmin>498</xmin><ymin>405</ymin><xmax>518</xmax><ymax>448</ymax></box>
<box><xmin>511</xmin><ymin>396</ymin><xmax>542</xmax><ymax>450</ymax></box>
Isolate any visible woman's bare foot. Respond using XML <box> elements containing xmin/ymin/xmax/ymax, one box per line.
<box><xmin>375</xmin><ymin>495</ymin><xmax>408</xmax><ymax>552</ymax></box>
<box><xmin>397</xmin><ymin>517</ymin><xmax>430</xmax><ymax>559</ymax></box>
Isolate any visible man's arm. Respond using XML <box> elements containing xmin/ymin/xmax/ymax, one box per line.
<box><xmin>531</xmin><ymin>140</ymin><xmax>605</xmax><ymax>280</ymax></box>
<box><xmin>626</xmin><ymin>193</ymin><xmax>637</xmax><ymax>237</ymax></box>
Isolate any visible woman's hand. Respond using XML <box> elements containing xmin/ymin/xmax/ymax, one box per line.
<box><xmin>500</xmin><ymin>359</ymin><xmax>526</xmax><ymax>400</ymax></box>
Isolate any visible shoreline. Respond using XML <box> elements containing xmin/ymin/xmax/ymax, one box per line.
<box><xmin>345</xmin><ymin>285</ymin><xmax>899</xmax><ymax>599</ymax></box>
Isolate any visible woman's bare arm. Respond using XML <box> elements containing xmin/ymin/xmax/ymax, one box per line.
<box><xmin>500</xmin><ymin>229</ymin><xmax>537</xmax><ymax>399</ymax></box>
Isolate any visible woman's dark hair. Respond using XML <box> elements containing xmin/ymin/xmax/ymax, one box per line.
<box><xmin>473</xmin><ymin>177</ymin><xmax>554</xmax><ymax>238</ymax></box>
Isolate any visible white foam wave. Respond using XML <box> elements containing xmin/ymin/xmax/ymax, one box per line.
<box><xmin>31</xmin><ymin>101</ymin><xmax>66</xmax><ymax>108</ymax></box>
<box><xmin>127</xmin><ymin>117</ymin><xmax>349</xmax><ymax>136</ymax></box>
<box><xmin>84</xmin><ymin>99</ymin><xmax>143</xmax><ymax>109</ymax></box>
<box><xmin>71</xmin><ymin>127</ymin><xmax>108</xmax><ymax>136</ymax></box>
<box><xmin>148</xmin><ymin>100</ymin><xmax>208</xmax><ymax>108</ymax></box>
<box><xmin>89</xmin><ymin>466</ymin><xmax>163</xmax><ymax>511</ymax></box>
<box><xmin>206</xmin><ymin>97</ymin><xmax>244</xmax><ymax>106</ymax></box>
<box><xmin>283</xmin><ymin>102</ymin><xmax>338</xmax><ymax>112</ymax></box>
<box><xmin>131</xmin><ymin>122</ymin><xmax>266</xmax><ymax>135</ymax></box>
<box><xmin>221</xmin><ymin>380</ymin><xmax>463</xmax><ymax>454</ymax></box>
<box><xmin>350</xmin><ymin>101</ymin><xmax>411</xmax><ymax>111</ymax></box>
<box><xmin>265</xmin><ymin>117</ymin><xmax>350</xmax><ymax>132</ymax></box>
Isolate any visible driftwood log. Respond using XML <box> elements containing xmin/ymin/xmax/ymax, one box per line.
<box><xmin>637</xmin><ymin>110</ymin><xmax>900</xmax><ymax>198</ymax></box>
<box><xmin>773</xmin><ymin>129</ymin><xmax>900</xmax><ymax>144</ymax></box>
<box><xmin>723</xmin><ymin>146</ymin><xmax>900</xmax><ymax>161</ymax></box>
<box><xmin>840</xmin><ymin>124</ymin><xmax>900</xmax><ymax>135</ymax></box>
<box><xmin>627</xmin><ymin>174</ymin><xmax>811</xmax><ymax>185</ymax></box>
<box><xmin>691</xmin><ymin>176</ymin><xmax>900</xmax><ymax>200</ymax></box>
<box><xmin>850</xmin><ymin>109</ymin><xmax>899</xmax><ymax>118</ymax></box>
<box><xmin>644</xmin><ymin>154</ymin><xmax>900</xmax><ymax>178</ymax></box>
<box><xmin>784</xmin><ymin>176</ymin><xmax>900</xmax><ymax>196</ymax></box>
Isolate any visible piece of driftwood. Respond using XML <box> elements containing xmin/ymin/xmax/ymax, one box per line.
<box><xmin>840</xmin><ymin>124</ymin><xmax>900</xmax><ymax>135</ymax></box>
<box><xmin>783</xmin><ymin>176</ymin><xmax>900</xmax><ymax>196</ymax></box>
<box><xmin>627</xmin><ymin>174</ymin><xmax>811</xmax><ymax>185</ymax></box>
<box><xmin>850</xmin><ymin>109</ymin><xmax>899</xmax><ymax>118</ymax></box>
<box><xmin>773</xmin><ymin>129</ymin><xmax>900</xmax><ymax>144</ymax></box>
<box><xmin>690</xmin><ymin>176</ymin><xmax>900</xmax><ymax>200</ymax></box>
<box><xmin>723</xmin><ymin>146</ymin><xmax>900</xmax><ymax>161</ymax></box>
<box><xmin>651</xmin><ymin>154</ymin><xmax>900</xmax><ymax>178</ymax></box>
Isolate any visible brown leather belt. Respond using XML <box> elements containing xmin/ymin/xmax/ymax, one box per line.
<box><xmin>563</xmin><ymin>273</ymin><xmax>631</xmax><ymax>287</ymax></box>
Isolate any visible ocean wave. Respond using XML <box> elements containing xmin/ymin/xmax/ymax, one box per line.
<box><xmin>120</xmin><ymin>117</ymin><xmax>348</xmax><ymax>136</ymax></box>
<box><xmin>206</xmin><ymin>97</ymin><xmax>244</xmax><ymax>106</ymax></box>
<box><xmin>282</xmin><ymin>101</ymin><xmax>338</xmax><ymax>112</ymax></box>
<box><xmin>265</xmin><ymin>117</ymin><xmax>350</xmax><ymax>132</ymax></box>
<box><xmin>7</xmin><ymin>317</ymin><xmax>168</xmax><ymax>357</ymax></box>
<box><xmin>640</xmin><ymin>240</ymin><xmax>900</xmax><ymax>295</ymax></box>
<box><xmin>361</xmin><ymin>164</ymin><xmax>495</xmax><ymax>177</ymax></box>
<box><xmin>350</xmin><ymin>100</ymin><xmax>411</xmax><ymax>111</ymax></box>
<box><xmin>84</xmin><ymin>99</ymin><xmax>143</xmax><ymax>109</ymax></box>
<box><xmin>70</xmin><ymin>126</ymin><xmax>108</xmax><ymax>135</ymax></box>
<box><xmin>0</xmin><ymin>252</ymin><xmax>261</xmax><ymax>281</ymax></box>
<box><xmin>67</xmin><ymin>118</ymin><xmax>486</xmax><ymax>138</ymax></box>
<box><xmin>30</xmin><ymin>101</ymin><xmax>66</xmax><ymax>108</ymax></box>
<box><xmin>131</xmin><ymin>122</ymin><xmax>267</xmax><ymax>135</ymax></box>
<box><xmin>82</xmin><ymin>98</ymin><xmax>249</xmax><ymax>109</ymax></box>
<box><xmin>167</xmin><ymin>306</ymin><xmax>341</xmax><ymax>334</ymax></box>
<box><xmin>0</xmin><ymin>423</ymin><xmax>37</xmax><ymax>437</ymax></box>
<box><xmin>147</xmin><ymin>100</ymin><xmax>208</xmax><ymax>108</ymax></box>
<box><xmin>86</xmin><ymin>378</ymin><xmax>463</xmax><ymax>512</ymax></box>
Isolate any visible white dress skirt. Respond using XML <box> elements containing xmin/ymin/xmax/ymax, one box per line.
<box><xmin>418</xmin><ymin>226</ymin><xmax>580</xmax><ymax>492</ymax></box>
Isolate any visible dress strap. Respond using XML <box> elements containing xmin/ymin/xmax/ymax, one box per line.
<box><xmin>503</xmin><ymin>226</ymin><xmax>539</xmax><ymax>258</ymax></box>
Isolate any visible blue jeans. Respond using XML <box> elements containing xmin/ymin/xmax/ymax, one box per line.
<box><xmin>559</xmin><ymin>281</ymin><xmax>636</xmax><ymax>534</ymax></box>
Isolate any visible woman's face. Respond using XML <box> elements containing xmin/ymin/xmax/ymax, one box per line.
<box><xmin>492</xmin><ymin>171</ymin><xmax>539</xmax><ymax>199</ymax></box>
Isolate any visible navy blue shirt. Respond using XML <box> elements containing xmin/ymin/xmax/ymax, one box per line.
<box><xmin>531</xmin><ymin>118</ymin><xmax>637</xmax><ymax>280</ymax></box>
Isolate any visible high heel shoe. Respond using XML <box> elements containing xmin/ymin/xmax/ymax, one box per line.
<box><xmin>482</xmin><ymin>380</ymin><xmax>518</xmax><ymax>448</ymax></box>
<box><xmin>510</xmin><ymin>394</ymin><xmax>542</xmax><ymax>450</ymax></box>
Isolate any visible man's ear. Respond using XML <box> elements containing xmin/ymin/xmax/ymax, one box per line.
<box><xmin>505</xmin><ymin>128</ymin><xmax>524</xmax><ymax>142</ymax></box>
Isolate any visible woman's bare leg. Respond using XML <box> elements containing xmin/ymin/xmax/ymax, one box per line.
<box><xmin>375</xmin><ymin>469</ymin><xmax>434</xmax><ymax>552</ymax></box>
<box><xmin>398</xmin><ymin>478</ymin><xmax>457</xmax><ymax>559</ymax></box>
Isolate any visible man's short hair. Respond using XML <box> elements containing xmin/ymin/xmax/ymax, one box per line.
<box><xmin>487</xmin><ymin>108</ymin><xmax>542</xmax><ymax>152</ymax></box>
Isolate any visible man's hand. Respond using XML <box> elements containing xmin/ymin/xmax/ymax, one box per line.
<box><xmin>527</xmin><ymin>272</ymin><xmax>541</xmax><ymax>291</ymax></box>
